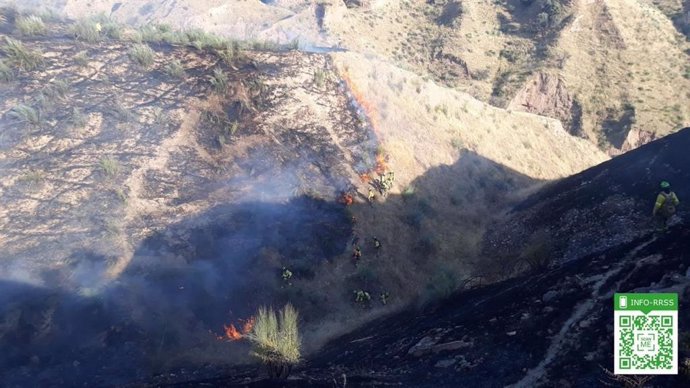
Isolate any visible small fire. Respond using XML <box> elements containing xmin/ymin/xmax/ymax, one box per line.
<box><xmin>359</xmin><ymin>173</ymin><xmax>372</xmax><ymax>183</ymax></box>
<box><xmin>340</xmin><ymin>69</ymin><xmax>379</xmax><ymax>132</ymax></box>
<box><xmin>374</xmin><ymin>153</ymin><xmax>388</xmax><ymax>175</ymax></box>
<box><xmin>339</xmin><ymin>192</ymin><xmax>354</xmax><ymax>206</ymax></box>
<box><xmin>217</xmin><ymin>317</ymin><xmax>255</xmax><ymax>342</ymax></box>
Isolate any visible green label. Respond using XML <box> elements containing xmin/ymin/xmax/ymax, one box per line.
<box><xmin>614</xmin><ymin>293</ymin><xmax>678</xmax><ymax>314</ymax></box>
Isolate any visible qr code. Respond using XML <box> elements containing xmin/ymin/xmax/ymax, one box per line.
<box><xmin>617</xmin><ymin>314</ymin><xmax>674</xmax><ymax>371</ymax></box>
<box><xmin>614</xmin><ymin>293</ymin><xmax>677</xmax><ymax>375</ymax></box>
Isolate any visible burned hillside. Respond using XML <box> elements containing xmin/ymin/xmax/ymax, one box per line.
<box><xmin>159</xmin><ymin>128</ymin><xmax>690</xmax><ymax>387</ymax></box>
<box><xmin>0</xmin><ymin>8</ymin><xmax>672</xmax><ymax>388</ymax></box>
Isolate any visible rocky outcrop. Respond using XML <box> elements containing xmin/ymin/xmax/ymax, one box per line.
<box><xmin>507</xmin><ymin>72</ymin><xmax>582</xmax><ymax>136</ymax></box>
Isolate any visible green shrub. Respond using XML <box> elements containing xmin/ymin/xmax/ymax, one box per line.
<box><xmin>16</xmin><ymin>15</ymin><xmax>46</xmax><ymax>36</ymax></box>
<box><xmin>8</xmin><ymin>104</ymin><xmax>41</xmax><ymax>126</ymax></box>
<box><xmin>71</xmin><ymin>19</ymin><xmax>101</xmax><ymax>42</ymax></box>
<box><xmin>247</xmin><ymin>304</ymin><xmax>301</xmax><ymax>379</ymax></box>
<box><xmin>164</xmin><ymin>59</ymin><xmax>185</xmax><ymax>79</ymax></box>
<box><xmin>99</xmin><ymin>156</ymin><xmax>120</xmax><ymax>177</ymax></box>
<box><xmin>2</xmin><ymin>37</ymin><xmax>44</xmax><ymax>71</ymax></box>
<box><xmin>210</xmin><ymin>68</ymin><xmax>228</xmax><ymax>94</ymax></box>
<box><xmin>128</xmin><ymin>44</ymin><xmax>155</xmax><ymax>68</ymax></box>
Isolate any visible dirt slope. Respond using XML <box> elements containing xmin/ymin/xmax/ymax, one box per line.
<box><xmin>159</xmin><ymin>128</ymin><xmax>690</xmax><ymax>387</ymax></box>
<box><xmin>4</xmin><ymin>0</ymin><xmax>688</xmax><ymax>153</ymax></box>
<box><xmin>0</xmin><ymin>14</ymin><xmax>610</xmax><ymax>386</ymax></box>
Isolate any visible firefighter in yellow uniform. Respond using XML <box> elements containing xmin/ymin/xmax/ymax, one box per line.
<box><xmin>652</xmin><ymin>181</ymin><xmax>680</xmax><ymax>231</ymax></box>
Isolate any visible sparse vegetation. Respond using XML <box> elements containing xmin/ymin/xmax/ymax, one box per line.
<box><xmin>8</xmin><ymin>104</ymin><xmax>41</xmax><ymax>126</ymax></box>
<box><xmin>74</xmin><ymin>51</ymin><xmax>89</xmax><ymax>67</ymax></box>
<box><xmin>16</xmin><ymin>15</ymin><xmax>47</xmax><ymax>36</ymax></box>
<box><xmin>128</xmin><ymin>44</ymin><xmax>155</xmax><ymax>68</ymax></box>
<box><xmin>164</xmin><ymin>59</ymin><xmax>185</xmax><ymax>79</ymax></box>
<box><xmin>246</xmin><ymin>304</ymin><xmax>301</xmax><ymax>380</ymax></box>
<box><xmin>69</xmin><ymin>107</ymin><xmax>88</xmax><ymax>128</ymax></box>
<box><xmin>313</xmin><ymin>69</ymin><xmax>327</xmax><ymax>88</ymax></box>
<box><xmin>2</xmin><ymin>37</ymin><xmax>44</xmax><ymax>71</ymax></box>
<box><xmin>99</xmin><ymin>156</ymin><xmax>120</xmax><ymax>177</ymax></box>
<box><xmin>0</xmin><ymin>60</ymin><xmax>14</xmax><ymax>82</ymax></box>
<box><xmin>70</xmin><ymin>19</ymin><xmax>101</xmax><ymax>43</ymax></box>
<box><xmin>521</xmin><ymin>230</ymin><xmax>554</xmax><ymax>271</ymax></box>
<box><xmin>210</xmin><ymin>68</ymin><xmax>228</xmax><ymax>94</ymax></box>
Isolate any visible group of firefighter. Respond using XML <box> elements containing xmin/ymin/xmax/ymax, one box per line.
<box><xmin>280</xmin><ymin>179</ymin><xmax>681</xmax><ymax>309</ymax></box>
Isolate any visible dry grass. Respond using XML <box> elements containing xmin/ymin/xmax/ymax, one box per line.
<box><xmin>247</xmin><ymin>304</ymin><xmax>301</xmax><ymax>379</ymax></box>
<box><xmin>8</xmin><ymin>103</ymin><xmax>41</xmax><ymax>126</ymax></box>
<box><xmin>99</xmin><ymin>156</ymin><xmax>120</xmax><ymax>177</ymax></box>
<box><xmin>164</xmin><ymin>59</ymin><xmax>186</xmax><ymax>79</ymax></box>
<box><xmin>2</xmin><ymin>37</ymin><xmax>44</xmax><ymax>71</ymax></box>
<box><xmin>16</xmin><ymin>15</ymin><xmax>46</xmax><ymax>36</ymax></box>
<box><xmin>71</xmin><ymin>19</ymin><xmax>101</xmax><ymax>43</ymax></box>
<box><xmin>128</xmin><ymin>44</ymin><xmax>155</xmax><ymax>68</ymax></box>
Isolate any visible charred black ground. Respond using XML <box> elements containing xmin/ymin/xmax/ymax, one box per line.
<box><xmin>145</xmin><ymin>128</ymin><xmax>690</xmax><ymax>387</ymax></box>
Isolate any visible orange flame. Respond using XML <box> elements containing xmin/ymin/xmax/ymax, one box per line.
<box><xmin>375</xmin><ymin>153</ymin><xmax>388</xmax><ymax>175</ymax></box>
<box><xmin>339</xmin><ymin>193</ymin><xmax>353</xmax><ymax>206</ymax></box>
<box><xmin>340</xmin><ymin>70</ymin><xmax>380</xmax><ymax>133</ymax></box>
<box><xmin>218</xmin><ymin>317</ymin><xmax>255</xmax><ymax>342</ymax></box>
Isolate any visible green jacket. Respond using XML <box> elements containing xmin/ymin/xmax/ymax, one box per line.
<box><xmin>653</xmin><ymin>191</ymin><xmax>679</xmax><ymax>216</ymax></box>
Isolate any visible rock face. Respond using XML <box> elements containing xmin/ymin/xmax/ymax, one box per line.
<box><xmin>508</xmin><ymin>72</ymin><xmax>581</xmax><ymax>136</ymax></box>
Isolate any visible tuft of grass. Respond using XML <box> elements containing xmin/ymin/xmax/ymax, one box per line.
<box><xmin>109</xmin><ymin>99</ymin><xmax>136</xmax><ymax>122</ymax></box>
<box><xmin>71</xmin><ymin>19</ymin><xmax>101</xmax><ymax>43</ymax></box>
<box><xmin>313</xmin><ymin>69</ymin><xmax>327</xmax><ymax>88</ymax></box>
<box><xmin>128</xmin><ymin>44</ymin><xmax>155</xmax><ymax>68</ymax></box>
<box><xmin>0</xmin><ymin>60</ymin><xmax>14</xmax><ymax>82</ymax></box>
<box><xmin>101</xmin><ymin>21</ymin><xmax>122</xmax><ymax>39</ymax></box>
<box><xmin>2</xmin><ymin>37</ymin><xmax>44</xmax><ymax>71</ymax></box>
<box><xmin>164</xmin><ymin>59</ymin><xmax>185</xmax><ymax>79</ymax></box>
<box><xmin>16</xmin><ymin>15</ymin><xmax>47</xmax><ymax>36</ymax></box>
<box><xmin>247</xmin><ymin>304</ymin><xmax>301</xmax><ymax>380</ymax></box>
<box><xmin>209</xmin><ymin>68</ymin><xmax>228</xmax><ymax>94</ymax></box>
<box><xmin>18</xmin><ymin>169</ymin><xmax>45</xmax><ymax>186</ymax></box>
<box><xmin>99</xmin><ymin>156</ymin><xmax>120</xmax><ymax>177</ymax></box>
<box><xmin>8</xmin><ymin>104</ymin><xmax>41</xmax><ymax>126</ymax></box>
<box><xmin>69</xmin><ymin>107</ymin><xmax>88</xmax><ymax>127</ymax></box>
<box><xmin>44</xmin><ymin>79</ymin><xmax>69</xmax><ymax>100</ymax></box>
<box><xmin>74</xmin><ymin>51</ymin><xmax>89</xmax><ymax>67</ymax></box>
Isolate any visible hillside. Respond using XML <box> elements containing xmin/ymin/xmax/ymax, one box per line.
<box><xmin>0</xmin><ymin>10</ymin><xmax>609</xmax><ymax>386</ymax></box>
<box><xmin>156</xmin><ymin>128</ymin><xmax>690</xmax><ymax>387</ymax></box>
<box><xmin>14</xmin><ymin>0</ymin><xmax>687</xmax><ymax>153</ymax></box>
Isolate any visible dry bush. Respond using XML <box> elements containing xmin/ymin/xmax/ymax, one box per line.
<box><xmin>600</xmin><ymin>366</ymin><xmax>654</xmax><ymax>387</ymax></box>
<box><xmin>521</xmin><ymin>229</ymin><xmax>554</xmax><ymax>271</ymax></box>
<box><xmin>8</xmin><ymin>103</ymin><xmax>41</xmax><ymax>126</ymax></box>
<box><xmin>16</xmin><ymin>15</ymin><xmax>46</xmax><ymax>36</ymax></box>
<box><xmin>164</xmin><ymin>59</ymin><xmax>185</xmax><ymax>79</ymax></box>
<box><xmin>2</xmin><ymin>37</ymin><xmax>44</xmax><ymax>71</ymax></box>
<box><xmin>210</xmin><ymin>68</ymin><xmax>228</xmax><ymax>94</ymax></box>
<box><xmin>71</xmin><ymin>19</ymin><xmax>101</xmax><ymax>42</ymax></box>
<box><xmin>0</xmin><ymin>59</ymin><xmax>13</xmax><ymax>82</ymax></box>
<box><xmin>99</xmin><ymin>156</ymin><xmax>120</xmax><ymax>177</ymax></box>
<box><xmin>246</xmin><ymin>304</ymin><xmax>301</xmax><ymax>379</ymax></box>
<box><xmin>128</xmin><ymin>44</ymin><xmax>155</xmax><ymax>68</ymax></box>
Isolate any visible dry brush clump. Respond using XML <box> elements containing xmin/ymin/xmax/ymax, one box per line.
<box><xmin>16</xmin><ymin>15</ymin><xmax>46</xmax><ymax>36</ymax></box>
<box><xmin>8</xmin><ymin>103</ymin><xmax>41</xmax><ymax>127</ymax></box>
<box><xmin>2</xmin><ymin>37</ymin><xmax>44</xmax><ymax>71</ymax></box>
<box><xmin>246</xmin><ymin>304</ymin><xmax>301</xmax><ymax>379</ymax></box>
<box><xmin>128</xmin><ymin>43</ymin><xmax>155</xmax><ymax>69</ymax></box>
